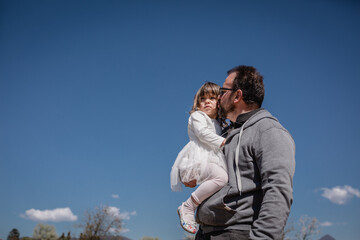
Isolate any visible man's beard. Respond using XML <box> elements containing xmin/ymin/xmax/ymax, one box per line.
<box><xmin>219</xmin><ymin>102</ymin><xmax>235</xmax><ymax>119</ymax></box>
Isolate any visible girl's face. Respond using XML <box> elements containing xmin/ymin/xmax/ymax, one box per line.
<box><xmin>198</xmin><ymin>94</ymin><xmax>218</xmax><ymax>119</ymax></box>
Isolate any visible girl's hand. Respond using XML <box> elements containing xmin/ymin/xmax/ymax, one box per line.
<box><xmin>184</xmin><ymin>180</ymin><xmax>197</xmax><ymax>188</ymax></box>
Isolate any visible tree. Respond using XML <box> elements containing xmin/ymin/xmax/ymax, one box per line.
<box><xmin>32</xmin><ymin>224</ymin><xmax>58</xmax><ymax>240</ymax></box>
<box><xmin>7</xmin><ymin>228</ymin><xmax>20</xmax><ymax>240</ymax></box>
<box><xmin>295</xmin><ymin>215</ymin><xmax>320</xmax><ymax>240</ymax></box>
<box><xmin>140</xmin><ymin>237</ymin><xmax>160</xmax><ymax>240</ymax></box>
<box><xmin>79</xmin><ymin>205</ymin><xmax>123</xmax><ymax>239</ymax></box>
<box><xmin>282</xmin><ymin>215</ymin><xmax>320</xmax><ymax>240</ymax></box>
<box><xmin>58</xmin><ymin>232</ymin><xmax>70</xmax><ymax>240</ymax></box>
<box><xmin>79</xmin><ymin>233</ymin><xmax>84</xmax><ymax>240</ymax></box>
<box><xmin>183</xmin><ymin>234</ymin><xmax>195</xmax><ymax>240</ymax></box>
<box><xmin>281</xmin><ymin>221</ymin><xmax>294</xmax><ymax>240</ymax></box>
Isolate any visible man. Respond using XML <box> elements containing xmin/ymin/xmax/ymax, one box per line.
<box><xmin>190</xmin><ymin>65</ymin><xmax>295</xmax><ymax>239</ymax></box>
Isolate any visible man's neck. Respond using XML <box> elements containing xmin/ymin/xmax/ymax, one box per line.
<box><xmin>228</xmin><ymin>104</ymin><xmax>259</xmax><ymax>122</ymax></box>
<box><xmin>234</xmin><ymin>108</ymin><xmax>263</xmax><ymax>127</ymax></box>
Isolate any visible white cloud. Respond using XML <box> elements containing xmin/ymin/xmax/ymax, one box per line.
<box><xmin>345</xmin><ymin>186</ymin><xmax>360</xmax><ymax>197</ymax></box>
<box><xmin>105</xmin><ymin>206</ymin><xmax>137</xmax><ymax>220</ymax></box>
<box><xmin>105</xmin><ymin>206</ymin><xmax>136</xmax><ymax>233</ymax></box>
<box><xmin>320</xmin><ymin>221</ymin><xmax>333</xmax><ymax>227</ymax></box>
<box><xmin>111</xmin><ymin>194</ymin><xmax>119</xmax><ymax>199</ymax></box>
<box><xmin>120</xmin><ymin>210</ymin><xmax>137</xmax><ymax>220</ymax></box>
<box><xmin>321</xmin><ymin>185</ymin><xmax>360</xmax><ymax>205</ymax></box>
<box><xmin>106</xmin><ymin>206</ymin><xmax>122</xmax><ymax>219</ymax></box>
<box><xmin>110</xmin><ymin>227</ymin><xmax>130</xmax><ymax>233</ymax></box>
<box><xmin>21</xmin><ymin>207</ymin><xmax>77</xmax><ymax>222</ymax></box>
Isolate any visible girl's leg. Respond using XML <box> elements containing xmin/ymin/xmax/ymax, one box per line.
<box><xmin>192</xmin><ymin>163</ymin><xmax>228</xmax><ymax>204</ymax></box>
<box><xmin>182</xmin><ymin>163</ymin><xmax>228</xmax><ymax>216</ymax></box>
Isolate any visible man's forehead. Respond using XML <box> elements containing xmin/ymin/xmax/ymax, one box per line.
<box><xmin>223</xmin><ymin>72</ymin><xmax>236</xmax><ymax>87</ymax></box>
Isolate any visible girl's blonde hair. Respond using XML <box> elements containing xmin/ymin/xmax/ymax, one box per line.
<box><xmin>190</xmin><ymin>82</ymin><xmax>220</xmax><ymax>114</ymax></box>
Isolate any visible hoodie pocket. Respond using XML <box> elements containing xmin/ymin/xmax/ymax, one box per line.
<box><xmin>196</xmin><ymin>185</ymin><xmax>238</xmax><ymax>226</ymax></box>
<box><xmin>222</xmin><ymin>185</ymin><xmax>238</xmax><ymax>213</ymax></box>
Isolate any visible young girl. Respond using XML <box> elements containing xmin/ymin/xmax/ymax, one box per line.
<box><xmin>170</xmin><ymin>82</ymin><xmax>228</xmax><ymax>234</ymax></box>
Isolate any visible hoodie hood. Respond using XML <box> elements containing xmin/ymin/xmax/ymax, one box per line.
<box><xmin>227</xmin><ymin>109</ymin><xmax>279</xmax><ymax>139</ymax></box>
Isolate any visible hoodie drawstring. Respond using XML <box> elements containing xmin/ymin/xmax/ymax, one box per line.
<box><xmin>234</xmin><ymin>119</ymin><xmax>249</xmax><ymax>194</ymax></box>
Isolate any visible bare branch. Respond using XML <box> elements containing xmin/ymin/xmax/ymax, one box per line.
<box><xmin>78</xmin><ymin>205</ymin><xmax>123</xmax><ymax>239</ymax></box>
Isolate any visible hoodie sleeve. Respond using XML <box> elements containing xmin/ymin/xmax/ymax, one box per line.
<box><xmin>250</xmin><ymin>126</ymin><xmax>295</xmax><ymax>240</ymax></box>
<box><xmin>189</xmin><ymin>111</ymin><xmax>225</xmax><ymax>149</ymax></box>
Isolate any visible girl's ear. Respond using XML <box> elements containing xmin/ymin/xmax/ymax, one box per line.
<box><xmin>234</xmin><ymin>89</ymin><xmax>243</xmax><ymax>103</ymax></box>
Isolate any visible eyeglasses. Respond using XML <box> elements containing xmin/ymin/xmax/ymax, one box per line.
<box><xmin>219</xmin><ymin>87</ymin><xmax>234</xmax><ymax>96</ymax></box>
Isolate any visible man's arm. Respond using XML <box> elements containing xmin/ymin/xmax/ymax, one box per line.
<box><xmin>250</xmin><ymin>127</ymin><xmax>295</xmax><ymax>239</ymax></box>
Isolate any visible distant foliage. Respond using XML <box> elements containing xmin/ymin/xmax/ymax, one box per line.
<box><xmin>183</xmin><ymin>234</ymin><xmax>195</xmax><ymax>240</ymax></box>
<box><xmin>7</xmin><ymin>228</ymin><xmax>20</xmax><ymax>240</ymax></box>
<box><xmin>32</xmin><ymin>224</ymin><xmax>58</xmax><ymax>240</ymax></box>
<box><xmin>140</xmin><ymin>237</ymin><xmax>160</xmax><ymax>240</ymax></box>
<box><xmin>58</xmin><ymin>232</ymin><xmax>71</xmax><ymax>240</ymax></box>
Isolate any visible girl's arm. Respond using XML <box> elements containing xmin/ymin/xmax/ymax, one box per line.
<box><xmin>190</xmin><ymin>111</ymin><xmax>225</xmax><ymax>149</ymax></box>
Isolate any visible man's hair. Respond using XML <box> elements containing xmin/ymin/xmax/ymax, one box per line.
<box><xmin>227</xmin><ymin>65</ymin><xmax>265</xmax><ymax>107</ymax></box>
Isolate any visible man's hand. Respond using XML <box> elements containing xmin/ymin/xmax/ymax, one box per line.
<box><xmin>184</xmin><ymin>179</ymin><xmax>197</xmax><ymax>188</ymax></box>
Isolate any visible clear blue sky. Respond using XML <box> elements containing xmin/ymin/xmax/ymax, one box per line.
<box><xmin>1</xmin><ymin>1</ymin><xmax>360</xmax><ymax>239</ymax></box>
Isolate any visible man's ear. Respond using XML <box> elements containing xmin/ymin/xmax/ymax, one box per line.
<box><xmin>234</xmin><ymin>89</ymin><xmax>242</xmax><ymax>103</ymax></box>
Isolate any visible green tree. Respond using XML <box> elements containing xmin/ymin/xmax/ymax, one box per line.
<box><xmin>58</xmin><ymin>232</ymin><xmax>70</xmax><ymax>240</ymax></box>
<box><xmin>7</xmin><ymin>228</ymin><xmax>20</xmax><ymax>240</ymax></box>
<box><xmin>33</xmin><ymin>224</ymin><xmax>58</xmax><ymax>240</ymax></box>
<box><xmin>140</xmin><ymin>237</ymin><xmax>160</xmax><ymax>240</ymax></box>
<box><xmin>79</xmin><ymin>233</ymin><xmax>84</xmax><ymax>240</ymax></box>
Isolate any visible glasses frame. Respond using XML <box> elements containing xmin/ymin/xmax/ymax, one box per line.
<box><xmin>219</xmin><ymin>87</ymin><xmax>234</xmax><ymax>96</ymax></box>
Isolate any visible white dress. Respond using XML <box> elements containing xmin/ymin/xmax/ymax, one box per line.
<box><xmin>170</xmin><ymin>111</ymin><xmax>227</xmax><ymax>192</ymax></box>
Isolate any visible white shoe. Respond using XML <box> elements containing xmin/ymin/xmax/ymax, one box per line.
<box><xmin>177</xmin><ymin>203</ymin><xmax>198</xmax><ymax>234</ymax></box>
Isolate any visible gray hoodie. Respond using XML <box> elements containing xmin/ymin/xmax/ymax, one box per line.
<box><xmin>196</xmin><ymin>109</ymin><xmax>295</xmax><ymax>239</ymax></box>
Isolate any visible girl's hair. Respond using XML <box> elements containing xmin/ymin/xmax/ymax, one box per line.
<box><xmin>190</xmin><ymin>82</ymin><xmax>220</xmax><ymax>114</ymax></box>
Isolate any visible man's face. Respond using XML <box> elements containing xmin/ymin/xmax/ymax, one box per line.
<box><xmin>219</xmin><ymin>72</ymin><xmax>237</xmax><ymax>118</ymax></box>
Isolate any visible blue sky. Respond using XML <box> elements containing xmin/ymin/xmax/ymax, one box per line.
<box><xmin>1</xmin><ymin>0</ymin><xmax>360</xmax><ymax>239</ymax></box>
